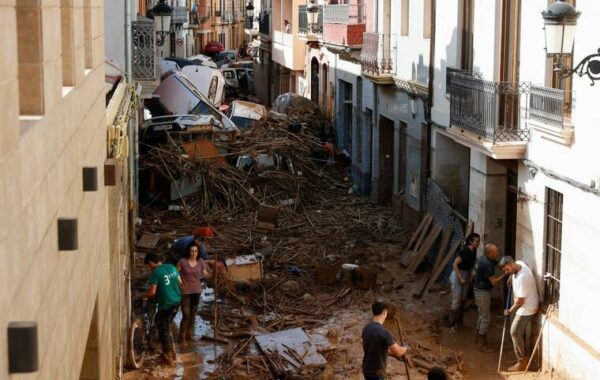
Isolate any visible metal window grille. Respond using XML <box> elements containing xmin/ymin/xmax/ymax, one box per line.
<box><xmin>544</xmin><ymin>188</ymin><xmax>563</xmax><ymax>306</ymax></box>
<box><xmin>132</xmin><ymin>19</ymin><xmax>156</xmax><ymax>81</ymax></box>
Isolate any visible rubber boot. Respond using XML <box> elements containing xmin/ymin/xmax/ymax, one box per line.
<box><xmin>178</xmin><ymin>328</ymin><xmax>187</xmax><ymax>344</ymax></box>
<box><xmin>508</xmin><ymin>358</ymin><xmax>528</xmax><ymax>372</ymax></box>
<box><xmin>446</xmin><ymin>310</ymin><xmax>456</xmax><ymax>328</ymax></box>
<box><xmin>169</xmin><ymin>340</ymin><xmax>178</xmax><ymax>363</ymax></box>
<box><xmin>477</xmin><ymin>334</ymin><xmax>496</xmax><ymax>353</ymax></box>
<box><xmin>162</xmin><ymin>344</ymin><xmax>175</xmax><ymax>367</ymax></box>
<box><xmin>185</xmin><ymin>316</ymin><xmax>195</xmax><ymax>341</ymax></box>
<box><xmin>456</xmin><ymin>303</ymin><xmax>466</xmax><ymax>328</ymax></box>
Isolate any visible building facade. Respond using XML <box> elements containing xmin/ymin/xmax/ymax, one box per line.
<box><xmin>1</xmin><ymin>0</ymin><xmax>132</xmax><ymax>378</ymax></box>
<box><xmin>431</xmin><ymin>0</ymin><xmax>600</xmax><ymax>377</ymax></box>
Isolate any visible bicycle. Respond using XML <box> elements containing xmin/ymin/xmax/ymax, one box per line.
<box><xmin>127</xmin><ymin>297</ymin><xmax>159</xmax><ymax>369</ymax></box>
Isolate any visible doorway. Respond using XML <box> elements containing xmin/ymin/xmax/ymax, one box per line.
<box><xmin>378</xmin><ymin>116</ymin><xmax>395</xmax><ymax>205</ymax></box>
<box><xmin>79</xmin><ymin>298</ymin><xmax>100</xmax><ymax>379</ymax></box>
<box><xmin>311</xmin><ymin>57</ymin><xmax>319</xmax><ymax>103</ymax></box>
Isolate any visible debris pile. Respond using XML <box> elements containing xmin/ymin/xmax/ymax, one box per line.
<box><xmin>136</xmin><ymin>104</ymin><xmax>466</xmax><ymax>379</ymax></box>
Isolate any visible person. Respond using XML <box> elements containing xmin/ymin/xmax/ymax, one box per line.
<box><xmin>362</xmin><ymin>301</ymin><xmax>408</xmax><ymax>380</ymax></box>
<box><xmin>169</xmin><ymin>226</ymin><xmax>214</xmax><ymax>264</ymax></box>
<box><xmin>499</xmin><ymin>256</ymin><xmax>540</xmax><ymax>372</ymax></box>
<box><xmin>447</xmin><ymin>233</ymin><xmax>480</xmax><ymax>330</ymax></box>
<box><xmin>473</xmin><ymin>244</ymin><xmax>505</xmax><ymax>352</ymax></box>
<box><xmin>176</xmin><ymin>243</ymin><xmax>209</xmax><ymax>344</ymax></box>
<box><xmin>284</xmin><ymin>19</ymin><xmax>291</xmax><ymax>33</ymax></box>
<box><xmin>427</xmin><ymin>366</ymin><xmax>448</xmax><ymax>380</ymax></box>
<box><xmin>142</xmin><ymin>253</ymin><xmax>182</xmax><ymax>366</ymax></box>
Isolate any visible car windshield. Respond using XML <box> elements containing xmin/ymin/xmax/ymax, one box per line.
<box><xmin>231</xmin><ymin>116</ymin><xmax>255</xmax><ymax>129</ymax></box>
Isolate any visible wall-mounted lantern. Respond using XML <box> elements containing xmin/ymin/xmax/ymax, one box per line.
<box><xmin>307</xmin><ymin>3</ymin><xmax>320</xmax><ymax>34</ymax></box>
<box><xmin>151</xmin><ymin>0</ymin><xmax>173</xmax><ymax>46</ymax></box>
<box><xmin>542</xmin><ymin>0</ymin><xmax>600</xmax><ymax>85</ymax></box>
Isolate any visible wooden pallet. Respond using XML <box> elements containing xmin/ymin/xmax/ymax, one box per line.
<box><xmin>407</xmin><ymin>224</ymin><xmax>442</xmax><ymax>273</ymax></box>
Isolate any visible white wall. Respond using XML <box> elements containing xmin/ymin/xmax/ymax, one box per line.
<box><xmin>105</xmin><ymin>0</ymin><xmax>127</xmax><ymax>70</ymax></box>
<box><xmin>431</xmin><ymin>0</ymin><xmax>460</xmax><ymax>126</ymax></box>
<box><xmin>392</xmin><ymin>0</ymin><xmax>431</xmax><ymax>85</ymax></box>
<box><xmin>516</xmin><ymin>1</ymin><xmax>600</xmax><ymax>377</ymax></box>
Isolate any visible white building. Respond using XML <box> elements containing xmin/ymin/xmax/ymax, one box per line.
<box><xmin>430</xmin><ymin>0</ymin><xmax>600</xmax><ymax>377</ymax></box>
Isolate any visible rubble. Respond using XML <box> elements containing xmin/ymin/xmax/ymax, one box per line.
<box><xmin>134</xmin><ymin>102</ymin><xmax>467</xmax><ymax>379</ymax></box>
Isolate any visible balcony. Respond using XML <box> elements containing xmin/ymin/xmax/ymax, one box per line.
<box><xmin>298</xmin><ymin>5</ymin><xmax>323</xmax><ymax>41</ymax></box>
<box><xmin>172</xmin><ymin>6</ymin><xmax>188</xmax><ymax>25</ymax></box>
<box><xmin>322</xmin><ymin>4</ymin><xmax>365</xmax><ymax>47</ymax></box>
<box><xmin>446</xmin><ymin>69</ymin><xmax>533</xmax><ymax>158</ymax></box>
<box><xmin>528</xmin><ymin>85</ymin><xmax>574</xmax><ymax>144</ymax></box>
<box><xmin>189</xmin><ymin>4</ymin><xmax>212</xmax><ymax>30</ymax></box>
<box><xmin>259</xmin><ymin>12</ymin><xmax>270</xmax><ymax>36</ymax></box>
<box><xmin>273</xmin><ymin>28</ymin><xmax>304</xmax><ymax>70</ymax></box>
<box><xmin>360</xmin><ymin>33</ymin><xmax>397</xmax><ymax>84</ymax></box>
<box><xmin>131</xmin><ymin>18</ymin><xmax>159</xmax><ymax>97</ymax></box>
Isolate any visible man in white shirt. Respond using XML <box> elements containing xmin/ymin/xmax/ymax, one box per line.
<box><xmin>499</xmin><ymin>256</ymin><xmax>540</xmax><ymax>372</ymax></box>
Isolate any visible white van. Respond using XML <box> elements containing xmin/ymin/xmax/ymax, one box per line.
<box><xmin>181</xmin><ymin>65</ymin><xmax>226</xmax><ymax>107</ymax></box>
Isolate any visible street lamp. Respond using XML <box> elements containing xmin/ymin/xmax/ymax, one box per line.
<box><xmin>245</xmin><ymin>1</ymin><xmax>255</xmax><ymax>29</ymax></box>
<box><xmin>152</xmin><ymin>0</ymin><xmax>173</xmax><ymax>46</ymax></box>
<box><xmin>306</xmin><ymin>3</ymin><xmax>320</xmax><ymax>34</ymax></box>
<box><xmin>542</xmin><ymin>0</ymin><xmax>600</xmax><ymax>85</ymax></box>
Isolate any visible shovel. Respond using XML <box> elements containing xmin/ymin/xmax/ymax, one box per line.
<box><xmin>497</xmin><ymin>286</ymin><xmax>512</xmax><ymax>373</ymax></box>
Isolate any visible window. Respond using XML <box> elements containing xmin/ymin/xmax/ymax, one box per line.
<box><xmin>460</xmin><ymin>0</ymin><xmax>474</xmax><ymax>71</ymax></box>
<box><xmin>401</xmin><ymin>0</ymin><xmax>409</xmax><ymax>36</ymax></box>
<box><xmin>84</xmin><ymin>0</ymin><xmax>93</xmax><ymax>69</ymax></box>
<box><xmin>544</xmin><ymin>188</ymin><xmax>563</xmax><ymax>306</ymax></box>
<box><xmin>219</xmin><ymin>33</ymin><xmax>226</xmax><ymax>45</ymax></box>
<box><xmin>61</xmin><ymin>1</ymin><xmax>75</xmax><ymax>86</ymax></box>
<box><xmin>17</xmin><ymin>2</ymin><xmax>45</xmax><ymax>115</ymax></box>
<box><xmin>423</xmin><ymin>0</ymin><xmax>432</xmax><ymax>38</ymax></box>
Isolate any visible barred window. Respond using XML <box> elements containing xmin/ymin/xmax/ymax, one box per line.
<box><xmin>544</xmin><ymin>188</ymin><xmax>563</xmax><ymax>306</ymax></box>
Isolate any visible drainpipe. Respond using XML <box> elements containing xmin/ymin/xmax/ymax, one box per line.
<box><xmin>421</xmin><ymin>0</ymin><xmax>436</xmax><ymax>213</ymax></box>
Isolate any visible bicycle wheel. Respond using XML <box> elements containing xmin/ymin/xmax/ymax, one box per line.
<box><xmin>127</xmin><ymin>319</ymin><xmax>146</xmax><ymax>369</ymax></box>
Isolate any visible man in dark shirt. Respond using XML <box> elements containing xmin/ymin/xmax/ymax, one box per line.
<box><xmin>473</xmin><ymin>244</ymin><xmax>505</xmax><ymax>351</ymax></box>
<box><xmin>362</xmin><ymin>301</ymin><xmax>408</xmax><ymax>379</ymax></box>
<box><xmin>447</xmin><ymin>233</ymin><xmax>480</xmax><ymax>330</ymax></box>
<box><xmin>168</xmin><ymin>227</ymin><xmax>213</xmax><ymax>264</ymax></box>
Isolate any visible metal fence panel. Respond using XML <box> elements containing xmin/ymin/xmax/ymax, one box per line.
<box><xmin>132</xmin><ymin>20</ymin><xmax>156</xmax><ymax>82</ymax></box>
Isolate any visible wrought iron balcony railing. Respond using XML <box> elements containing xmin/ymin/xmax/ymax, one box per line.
<box><xmin>447</xmin><ymin>70</ymin><xmax>531</xmax><ymax>142</ymax></box>
<box><xmin>323</xmin><ymin>4</ymin><xmax>365</xmax><ymax>24</ymax></box>
<box><xmin>132</xmin><ymin>19</ymin><xmax>157</xmax><ymax>82</ymax></box>
<box><xmin>298</xmin><ymin>5</ymin><xmax>323</xmax><ymax>35</ymax></box>
<box><xmin>360</xmin><ymin>33</ymin><xmax>397</xmax><ymax>76</ymax></box>
<box><xmin>172</xmin><ymin>6</ymin><xmax>188</xmax><ymax>24</ymax></box>
<box><xmin>259</xmin><ymin>11</ymin><xmax>270</xmax><ymax>36</ymax></box>
<box><xmin>529</xmin><ymin>85</ymin><xmax>571</xmax><ymax>129</ymax></box>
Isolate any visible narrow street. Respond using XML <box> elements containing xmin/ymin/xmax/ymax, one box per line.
<box><xmin>125</xmin><ymin>96</ymin><xmax>550</xmax><ymax>379</ymax></box>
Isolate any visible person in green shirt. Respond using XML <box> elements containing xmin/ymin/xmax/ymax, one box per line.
<box><xmin>142</xmin><ymin>253</ymin><xmax>182</xmax><ymax>366</ymax></box>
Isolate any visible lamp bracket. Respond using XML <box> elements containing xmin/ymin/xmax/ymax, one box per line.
<box><xmin>554</xmin><ymin>48</ymin><xmax>600</xmax><ymax>86</ymax></box>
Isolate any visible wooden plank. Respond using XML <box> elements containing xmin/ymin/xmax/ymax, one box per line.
<box><xmin>399</xmin><ymin>250</ymin><xmax>418</xmax><ymax>267</ymax></box>
<box><xmin>136</xmin><ymin>233</ymin><xmax>161</xmax><ymax>250</ymax></box>
<box><xmin>402</xmin><ymin>212</ymin><xmax>432</xmax><ymax>255</ymax></box>
<box><xmin>423</xmin><ymin>239</ymin><xmax>461</xmax><ymax>294</ymax></box>
<box><xmin>408</xmin><ymin>224</ymin><xmax>442</xmax><ymax>272</ymax></box>
<box><xmin>433</xmin><ymin>227</ymin><xmax>453</xmax><ymax>271</ymax></box>
<box><xmin>412</xmin><ymin>273</ymin><xmax>431</xmax><ymax>298</ymax></box>
<box><xmin>413</xmin><ymin>214</ymin><xmax>433</xmax><ymax>252</ymax></box>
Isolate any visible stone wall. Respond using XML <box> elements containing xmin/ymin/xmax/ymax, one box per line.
<box><xmin>0</xmin><ymin>0</ymin><xmax>120</xmax><ymax>378</ymax></box>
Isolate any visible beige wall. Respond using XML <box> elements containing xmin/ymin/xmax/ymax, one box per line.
<box><xmin>0</xmin><ymin>0</ymin><xmax>122</xmax><ymax>378</ymax></box>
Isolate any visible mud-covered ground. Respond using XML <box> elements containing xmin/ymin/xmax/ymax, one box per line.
<box><xmin>123</xmin><ymin>242</ymin><xmax>549</xmax><ymax>380</ymax></box>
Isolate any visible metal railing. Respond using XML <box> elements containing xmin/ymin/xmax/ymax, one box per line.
<box><xmin>447</xmin><ymin>70</ymin><xmax>531</xmax><ymax>142</ymax></box>
<box><xmin>259</xmin><ymin>11</ymin><xmax>270</xmax><ymax>35</ymax></box>
<box><xmin>222</xmin><ymin>10</ymin><xmax>233</xmax><ymax>23</ymax></box>
<box><xmin>360</xmin><ymin>33</ymin><xmax>397</xmax><ymax>76</ymax></box>
<box><xmin>323</xmin><ymin>4</ymin><xmax>365</xmax><ymax>24</ymax></box>
<box><xmin>529</xmin><ymin>85</ymin><xmax>570</xmax><ymax>129</ymax></box>
<box><xmin>172</xmin><ymin>6</ymin><xmax>188</xmax><ymax>24</ymax></box>
<box><xmin>132</xmin><ymin>19</ymin><xmax>156</xmax><ymax>81</ymax></box>
<box><xmin>298</xmin><ymin>5</ymin><xmax>323</xmax><ymax>35</ymax></box>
